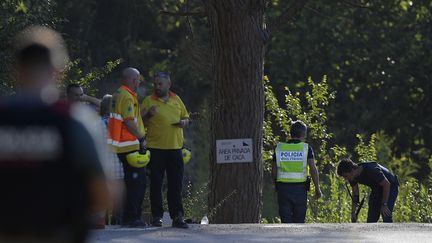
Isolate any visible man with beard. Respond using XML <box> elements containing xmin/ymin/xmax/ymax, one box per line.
<box><xmin>141</xmin><ymin>71</ymin><xmax>189</xmax><ymax>229</ymax></box>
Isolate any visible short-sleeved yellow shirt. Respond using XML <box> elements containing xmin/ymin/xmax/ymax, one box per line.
<box><xmin>141</xmin><ymin>92</ymin><xmax>189</xmax><ymax>149</ymax></box>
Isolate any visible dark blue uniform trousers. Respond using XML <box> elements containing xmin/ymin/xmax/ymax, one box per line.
<box><xmin>367</xmin><ymin>182</ymin><xmax>399</xmax><ymax>223</ymax></box>
<box><xmin>277</xmin><ymin>182</ymin><xmax>308</xmax><ymax>223</ymax></box>
<box><xmin>117</xmin><ymin>152</ymin><xmax>147</xmax><ymax>223</ymax></box>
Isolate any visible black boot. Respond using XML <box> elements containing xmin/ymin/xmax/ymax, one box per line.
<box><xmin>172</xmin><ymin>215</ymin><xmax>188</xmax><ymax>229</ymax></box>
<box><xmin>152</xmin><ymin>217</ymin><xmax>163</xmax><ymax>227</ymax></box>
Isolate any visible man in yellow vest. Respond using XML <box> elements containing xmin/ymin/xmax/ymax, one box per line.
<box><xmin>272</xmin><ymin>120</ymin><xmax>322</xmax><ymax>223</ymax></box>
<box><xmin>108</xmin><ymin>67</ymin><xmax>147</xmax><ymax>227</ymax></box>
<box><xmin>141</xmin><ymin>71</ymin><xmax>189</xmax><ymax>228</ymax></box>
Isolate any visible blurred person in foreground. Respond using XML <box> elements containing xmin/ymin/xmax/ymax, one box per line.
<box><xmin>0</xmin><ymin>26</ymin><xmax>108</xmax><ymax>243</ymax></box>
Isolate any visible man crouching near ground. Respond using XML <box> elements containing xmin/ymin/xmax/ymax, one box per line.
<box><xmin>337</xmin><ymin>158</ymin><xmax>399</xmax><ymax>223</ymax></box>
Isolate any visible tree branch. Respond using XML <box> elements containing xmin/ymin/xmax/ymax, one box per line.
<box><xmin>305</xmin><ymin>5</ymin><xmax>331</xmax><ymax>19</ymax></box>
<box><xmin>267</xmin><ymin>0</ymin><xmax>309</xmax><ymax>35</ymax></box>
<box><xmin>185</xmin><ymin>0</ymin><xmax>195</xmax><ymax>39</ymax></box>
<box><xmin>339</xmin><ymin>0</ymin><xmax>372</xmax><ymax>10</ymax></box>
<box><xmin>159</xmin><ymin>10</ymin><xmax>207</xmax><ymax>17</ymax></box>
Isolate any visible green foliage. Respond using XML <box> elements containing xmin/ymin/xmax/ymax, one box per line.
<box><xmin>0</xmin><ymin>0</ymin><xmax>60</xmax><ymax>94</ymax></box>
<box><xmin>183</xmin><ymin>181</ymin><xmax>208</xmax><ymax>222</ymax></box>
<box><xmin>307</xmin><ymin>173</ymin><xmax>351</xmax><ymax>223</ymax></box>
<box><xmin>355</xmin><ymin>134</ymin><xmax>377</xmax><ymax>162</ymax></box>
<box><xmin>182</xmin><ymin>100</ymin><xmax>211</xmax><ymax>222</ymax></box>
<box><xmin>263</xmin><ymin>75</ymin><xmax>432</xmax><ymax>223</ymax></box>
<box><xmin>266</xmin><ymin>0</ymin><xmax>432</xmax><ymax>181</ymax></box>
<box><xmin>60</xmin><ymin>58</ymin><xmax>122</xmax><ymax>95</ymax></box>
<box><xmin>395</xmin><ymin>178</ymin><xmax>432</xmax><ymax>223</ymax></box>
<box><xmin>263</xmin><ymin>75</ymin><xmax>335</xmax><ymax>172</ymax></box>
<box><xmin>3</xmin><ymin>0</ymin><xmax>432</xmax><ymax>224</ymax></box>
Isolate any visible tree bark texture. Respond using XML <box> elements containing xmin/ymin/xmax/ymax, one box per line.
<box><xmin>206</xmin><ymin>0</ymin><xmax>266</xmax><ymax>223</ymax></box>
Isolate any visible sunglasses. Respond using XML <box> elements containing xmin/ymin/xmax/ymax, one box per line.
<box><xmin>154</xmin><ymin>71</ymin><xmax>170</xmax><ymax>79</ymax></box>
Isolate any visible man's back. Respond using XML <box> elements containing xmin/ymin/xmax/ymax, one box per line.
<box><xmin>354</xmin><ymin>162</ymin><xmax>398</xmax><ymax>190</ymax></box>
<box><xmin>0</xmin><ymin>96</ymin><xmax>104</xmax><ymax>242</ymax></box>
<box><xmin>108</xmin><ymin>85</ymin><xmax>144</xmax><ymax>154</ymax></box>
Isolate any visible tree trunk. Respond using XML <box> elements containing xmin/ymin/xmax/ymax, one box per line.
<box><xmin>205</xmin><ymin>0</ymin><xmax>266</xmax><ymax>223</ymax></box>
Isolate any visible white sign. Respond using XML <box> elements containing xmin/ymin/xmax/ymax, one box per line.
<box><xmin>216</xmin><ymin>138</ymin><xmax>253</xmax><ymax>163</ymax></box>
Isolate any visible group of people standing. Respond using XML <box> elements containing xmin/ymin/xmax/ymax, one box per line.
<box><xmin>103</xmin><ymin>68</ymin><xmax>190</xmax><ymax>228</ymax></box>
<box><xmin>67</xmin><ymin>74</ymin><xmax>401</xmax><ymax>227</ymax></box>
<box><xmin>66</xmin><ymin>67</ymin><xmax>190</xmax><ymax>229</ymax></box>
<box><xmin>0</xmin><ymin>23</ymin><xmax>403</xmax><ymax>243</ymax></box>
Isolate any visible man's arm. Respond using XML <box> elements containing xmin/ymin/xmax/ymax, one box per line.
<box><xmin>141</xmin><ymin>106</ymin><xmax>156</xmax><ymax>127</ymax></box>
<box><xmin>82</xmin><ymin>94</ymin><xmax>101</xmax><ymax>108</ymax></box>
<box><xmin>351</xmin><ymin>183</ymin><xmax>359</xmax><ymax>222</ymax></box>
<box><xmin>368</xmin><ymin>165</ymin><xmax>391</xmax><ymax>217</ymax></box>
<box><xmin>172</xmin><ymin>119</ymin><xmax>189</xmax><ymax>128</ymax></box>
<box><xmin>121</xmin><ymin>98</ymin><xmax>145</xmax><ymax>148</ymax></box>
<box><xmin>173</xmin><ymin>98</ymin><xmax>190</xmax><ymax>128</ymax></box>
<box><xmin>271</xmin><ymin>154</ymin><xmax>277</xmax><ymax>188</ymax></box>
<box><xmin>124</xmin><ymin>119</ymin><xmax>144</xmax><ymax>139</ymax></box>
<box><xmin>307</xmin><ymin>159</ymin><xmax>322</xmax><ymax>198</ymax></box>
<box><xmin>124</xmin><ymin>119</ymin><xmax>146</xmax><ymax>149</ymax></box>
<box><xmin>379</xmin><ymin>178</ymin><xmax>391</xmax><ymax>216</ymax></box>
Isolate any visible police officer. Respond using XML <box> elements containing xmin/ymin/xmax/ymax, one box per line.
<box><xmin>0</xmin><ymin>25</ymin><xmax>106</xmax><ymax>243</ymax></box>
<box><xmin>272</xmin><ymin>120</ymin><xmax>322</xmax><ymax>223</ymax></box>
<box><xmin>337</xmin><ymin>158</ymin><xmax>399</xmax><ymax>223</ymax></box>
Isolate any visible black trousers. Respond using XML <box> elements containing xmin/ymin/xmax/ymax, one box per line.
<box><xmin>117</xmin><ymin>152</ymin><xmax>146</xmax><ymax>223</ymax></box>
<box><xmin>276</xmin><ymin>182</ymin><xmax>308</xmax><ymax>223</ymax></box>
<box><xmin>367</xmin><ymin>182</ymin><xmax>399</xmax><ymax>223</ymax></box>
<box><xmin>149</xmin><ymin>149</ymin><xmax>184</xmax><ymax>219</ymax></box>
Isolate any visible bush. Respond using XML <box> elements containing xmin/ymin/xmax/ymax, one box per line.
<box><xmin>262</xmin><ymin>75</ymin><xmax>432</xmax><ymax>223</ymax></box>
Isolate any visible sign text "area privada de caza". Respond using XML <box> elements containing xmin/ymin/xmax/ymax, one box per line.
<box><xmin>216</xmin><ymin>138</ymin><xmax>253</xmax><ymax>164</ymax></box>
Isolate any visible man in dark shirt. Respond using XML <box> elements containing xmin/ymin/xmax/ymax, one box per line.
<box><xmin>337</xmin><ymin>158</ymin><xmax>399</xmax><ymax>223</ymax></box>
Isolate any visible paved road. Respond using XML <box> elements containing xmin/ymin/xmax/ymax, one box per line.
<box><xmin>90</xmin><ymin>223</ymin><xmax>432</xmax><ymax>243</ymax></box>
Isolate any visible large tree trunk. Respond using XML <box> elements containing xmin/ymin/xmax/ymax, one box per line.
<box><xmin>206</xmin><ymin>0</ymin><xmax>266</xmax><ymax>223</ymax></box>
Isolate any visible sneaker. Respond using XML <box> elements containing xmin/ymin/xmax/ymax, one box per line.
<box><xmin>152</xmin><ymin>217</ymin><xmax>163</xmax><ymax>227</ymax></box>
<box><xmin>123</xmin><ymin>219</ymin><xmax>147</xmax><ymax>228</ymax></box>
<box><xmin>172</xmin><ymin>215</ymin><xmax>189</xmax><ymax>229</ymax></box>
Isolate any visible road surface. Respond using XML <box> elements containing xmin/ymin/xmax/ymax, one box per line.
<box><xmin>90</xmin><ymin>223</ymin><xmax>432</xmax><ymax>242</ymax></box>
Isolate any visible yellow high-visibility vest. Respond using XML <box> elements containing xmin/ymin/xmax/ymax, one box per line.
<box><xmin>275</xmin><ymin>142</ymin><xmax>308</xmax><ymax>183</ymax></box>
<box><xmin>108</xmin><ymin>85</ymin><xmax>145</xmax><ymax>153</ymax></box>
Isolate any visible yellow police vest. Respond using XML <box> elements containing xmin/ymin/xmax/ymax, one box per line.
<box><xmin>275</xmin><ymin>142</ymin><xmax>308</xmax><ymax>183</ymax></box>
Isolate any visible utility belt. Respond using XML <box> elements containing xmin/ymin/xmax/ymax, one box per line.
<box><xmin>276</xmin><ymin>176</ymin><xmax>311</xmax><ymax>191</ymax></box>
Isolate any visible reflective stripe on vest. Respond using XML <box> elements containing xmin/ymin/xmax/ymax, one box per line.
<box><xmin>108</xmin><ymin>112</ymin><xmax>139</xmax><ymax>148</ymax></box>
<box><xmin>275</xmin><ymin>142</ymin><xmax>308</xmax><ymax>183</ymax></box>
<box><xmin>107</xmin><ymin>85</ymin><xmax>143</xmax><ymax>153</ymax></box>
